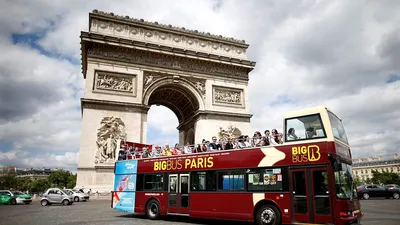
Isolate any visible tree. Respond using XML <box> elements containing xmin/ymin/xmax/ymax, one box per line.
<box><xmin>15</xmin><ymin>177</ymin><xmax>33</xmax><ymax>191</ymax></box>
<box><xmin>353</xmin><ymin>175</ymin><xmax>363</xmax><ymax>186</ymax></box>
<box><xmin>67</xmin><ymin>174</ymin><xmax>77</xmax><ymax>189</ymax></box>
<box><xmin>371</xmin><ymin>170</ymin><xmax>400</xmax><ymax>185</ymax></box>
<box><xmin>0</xmin><ymin>173</ymin><xmax>17</xmax><ymax>190</ymax></box>
<box><xmin>31</xmin><ymin>179</ymin><xmax>51</xmax><ymax>193</ymax></box>
<box><xmin>48</xmin><ymin>170</ymin><xmax>73</xmax><ymax>188</ymax></box>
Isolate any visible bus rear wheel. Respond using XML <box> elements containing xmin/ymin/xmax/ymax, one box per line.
<box><xmin>146</xmin><ymin>199</ymin><xmax>160</xmax><ymax>220</ymax></box>
<box><xmin>255</xmin><ymin>204</ymin><xmax>281</xmax><ymax>225</ymax></box>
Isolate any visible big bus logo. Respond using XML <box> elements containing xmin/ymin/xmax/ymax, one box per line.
<box><xmin>154</xmin><ymin>157</ymin><xmax>214</xmax><ymax>171</ymax></box>
<box><xmin>291</xmin><ymin>145</ymin><xmax>321</xmax><ymax>163</ymax></box>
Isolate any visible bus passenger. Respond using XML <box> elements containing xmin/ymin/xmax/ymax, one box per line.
<box><xmin>261</xmin><ymin>130</ymin><xmax>271</xmax><ymax>146</ymax></box>
<box><xmin>288</xmin><ymin>128</ymin><xmax>298</xmax><ymax>140</ymax></box>
<box><xmin>253</xmin><ymin>131</ymin><xmax>262</xmax><ymax>146</ymax></box>
<box><xmin>270</xmin><ymin>129</ymin><xmax>283</xmax><ymax>145</ymax></box>
<box><xmin>184</xmin><ymin>143</ymin><xmax>192</xmax><ymax>154</ymax></box>
<box><xmin>209</xmin><ymin>136</ymin><xmax>219</xmax><ymax>151</ymax></box>
<box><xmin>225</xmin><ymin>138</ymin><xmax>234</xmax><ymax>150</ymax></box>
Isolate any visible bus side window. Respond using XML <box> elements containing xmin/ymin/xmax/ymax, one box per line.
<box><xmin>136</xmin><ymin>174</ymin><xmax>144</xmax><ymax>191</ymax></box>
<box><xmin>191</xmin><ymin>171</ymin><xmax>216</xmax><ymax>191</ymax></box>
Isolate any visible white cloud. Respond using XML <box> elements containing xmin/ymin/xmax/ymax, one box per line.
<box><xmin>0</xmin><ymin>0</ymin><xmax>399</xmax><ymax>170</ymax></box>
<box><xmin>0</xmin><ymin>149</ymin><xmax>78</xmax><ymax>170</ymax></box>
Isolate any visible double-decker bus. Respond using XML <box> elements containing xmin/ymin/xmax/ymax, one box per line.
<box><xmin>111</xmin><ymin>106</ymin><xmax>362</xmax><ymax>225</ymax></box>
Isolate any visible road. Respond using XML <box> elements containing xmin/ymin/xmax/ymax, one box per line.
<box><xmin>0</xmin><ymin>199</ymin><xmax>399</xmax><ymax>225</ymax></box>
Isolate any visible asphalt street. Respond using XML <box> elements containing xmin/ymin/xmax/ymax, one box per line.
<box><xmin>0</xmin><ymin>199</ymin><xmax>399</xmax><ymax>225</ymax></box>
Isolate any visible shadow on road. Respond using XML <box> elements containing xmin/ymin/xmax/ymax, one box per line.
<box><xmin>117</xmin><ymin>214</ymin><xmax>251</xmax><ymax>225</ymax></box>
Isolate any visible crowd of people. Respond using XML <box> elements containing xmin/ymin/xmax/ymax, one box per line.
<box><xmin>118</xmin><ymin>128</ymin><xmax>293</xmax><ymax>160</ymax></box>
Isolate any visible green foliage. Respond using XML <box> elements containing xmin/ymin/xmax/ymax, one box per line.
<box><xmin>47</xmin><ymin>170</ymin><xmax>73</xmax><ymax>188</ymax></box>
<box><xmin>67</xmin><ymin>174</ymin><xmax>77</xmax><ymax>189</ymax></box>
<box><xmin>353</xmin><ymin>176</ymin><xmax>363</xmax><ymax>186</ymax></box>
<box><xmin>371</xmin><ymin>170</ymin><xmax>400</xmax><ymax>185</ymax></box>
<box><xmin>30</xmin><ymin>179</ymin><xmax>51</xmax><ymax>192</ymax></box>
<box><xmin>0</xmin><ymin>170</ymin><xmax>77</xmax><ymax>192</ymax></box>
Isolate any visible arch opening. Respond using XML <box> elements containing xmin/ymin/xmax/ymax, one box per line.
<box><xmin>146</xmin><ymin>83</ymin><xmax>200</xmax><ymax>145</ymax></box>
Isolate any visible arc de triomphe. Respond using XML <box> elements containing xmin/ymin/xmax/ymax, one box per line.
<box><xmin>76</xmin><ymin>10</ymin><xmax>256</xmax><ymax>192</ymax></box>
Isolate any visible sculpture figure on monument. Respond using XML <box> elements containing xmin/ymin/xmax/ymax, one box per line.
<box><xmin>218</xmin><ymin>126</ymin><xmax>242</xmax><ymax>141</ymax></box>
<box><xmin>95</xmin><ymin>116</ymin><xmax>127</xmax><ymax>163</ymax></box>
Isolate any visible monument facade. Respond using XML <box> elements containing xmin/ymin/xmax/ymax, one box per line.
<box><xmin>76</xmin><ymin>10</ymin><xmax>256</xmax><ymax>192</ymax></box>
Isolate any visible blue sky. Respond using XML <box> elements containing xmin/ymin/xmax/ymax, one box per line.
<box><xmin>0</xmin><ymin>0</ymin><xmax>399</xmax><ymax>170</ymax></box>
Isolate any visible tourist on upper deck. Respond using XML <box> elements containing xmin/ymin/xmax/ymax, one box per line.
<box><xmin>237</xmin><ymin>135</ymin><xmax>246</xmax><ymax>148</ymax></box>
<box><xmin>253</xmin><ymin>131</ymin><xmax>263</xmax><ymax>146</ymax></box>
<box><xmin>225</xmin><ymin>137</ymin><xmax>234</xmax><ymax>150</ymax></box>
<box><xmin>172</xmin><ymin>143</ymin><xmax>180</xmax><ymax>155</ymax></box>
<box><xmin>199</xmin><ymin>139</ymin><xmax>208</xmax><ymax>152</ymax></box>
<box><xmin>153</xmin><ymin>145</ymin><xmax>161</xmax><ymax>157</ymax></box>
<box><xmin>209</xmin><ymin>136</ymin><xmax>219</xmax><ymax>151</ymax></box>
<box><xmin>163</xmin><ymin>144</ymin><xmax>172</xmax><ymax>155</ymax></box>
<box><xmin>244</xmin><ymin>135</ymin><xmax>252</xmax><ymax>147</ymax></box>
<box><xmin>217</xmin><ymin>138</ymin><xmax>224</xmax><ymax>150</ymax></box>
<box><xmin>117</xmin><ymin>148</ymin><xmax>126</xmax><ymax>161</ymax></box>
<box><xmin>270</xmin><ymin>129</ymin><xmax>283</xmax><ymax>145</ymax></box>
<box><xmin>287</xmin><ymin>128</ymin><xmax>298</xmax><ymax>140</ymax></box>
<box><xmin>184</xmin><ymin>143</ymin><xmax>192</xmax><ymax>154</ymax></box>
<box><xmin>261</xmin><ymin>130</ymin><xmax>271</xmax><ymax>146</ymax></box>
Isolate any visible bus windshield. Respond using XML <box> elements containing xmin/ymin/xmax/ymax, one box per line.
<box><xmin>285</xmin><ymin>114</ymin><xmax>326</xmax><ymax>142</ymax></box>
<box><xmin>334</xmin><ymin>163</ymin><xmax>356</xmax><ymax>199</ymax></box>
<box><xmin>328</xmin><ymin>112</ymin><xmax>349</xmax><ymax>145</ymax></box>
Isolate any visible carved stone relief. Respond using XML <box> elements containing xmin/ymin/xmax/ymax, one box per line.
<box><xmin>87</xmin><ymin>43</ymin><xmax>249</xmax><ymax>80</ymax></box>
<box><xmin>95</xmin><ymin>116</ymin><xmax>127</xmax><ymax>164</ymax></box>
<box><xmin>186</xmin><ymin>77</ymin><xmax>206</xmax><ymax>99</ymax></box>
<box><xmin>213</xmin><ymin>86</ymin><xmax>243</xmax><ymax>105</ymax></box>
<box><xmin>94</xmin><ymin>71</ymin><xmax>136</xmax><ymax>95</ymax></box>
<box><xmin>143</xmin><ymin>72</ymin><xmax>163</xmax><ymax>89</ymax></box>
<box><xmin>218</xmin><ymin>126</ymin><xmax>242</xmax><ymax>141</ymax></box>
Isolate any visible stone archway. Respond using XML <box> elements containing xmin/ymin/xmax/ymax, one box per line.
<box><xmin>143</xmin><ymin>74</ymin><xmax>205</xmax><ymax>145</ymax></box>
<box><xmin>76</xmin><ymin>10</ymin><xmax>256</xmax><ymax>192</ymax></box>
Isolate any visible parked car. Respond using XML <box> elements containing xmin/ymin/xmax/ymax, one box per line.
<box><xmin>64</xmin><ymin>189</ymin><xmax>88</xmax><ymax>202</ymax></box>
<box><xmin>357</xmin><ymin>184</ymin><xmax>400</xmax><ymax>200</ymax></box>
<box><xmin>0</xmin><ymin>190</ymin><xmax>32</xmax><ymax>205</ymax></box>
<box><xmin>385</xmin><ymin>184</ymin><xmax>400</xmax><ymax>190</ymax></box>
<box><xmin>40</xmin><ymin>188</ymin><xmax>73</xmax><ymax>206</ymax></box>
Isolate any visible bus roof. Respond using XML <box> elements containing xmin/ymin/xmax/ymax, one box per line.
<box><xmin>283</xmin><ymin>106</ymin><xmax>329</xmax><ymax>119</ymax></box>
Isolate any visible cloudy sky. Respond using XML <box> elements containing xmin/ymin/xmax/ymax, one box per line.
<box><xmin>0</xmin><ymin>0</ymin><xmax>399</xmax><ymax>171</ymax></box>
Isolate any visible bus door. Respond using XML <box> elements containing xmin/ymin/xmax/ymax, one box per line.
<box><xmin>168</xmin><ymin>173</ymin><xmax>190</xmax><ymax>214</ymax></box>
<box><xmin>290</xmin><ymin>167</ymin><xmax>332</xmax><ymax>224</ymax></box>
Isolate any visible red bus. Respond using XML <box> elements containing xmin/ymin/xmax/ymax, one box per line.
<box><xmin>112</xmin><ymin>106</ymin><xmax>362</xmax><ymax>225</ymax></box>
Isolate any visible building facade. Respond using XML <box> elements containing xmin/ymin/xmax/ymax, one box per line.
<box><xmin>0</xmin><ymin>166</ymin><xmax>60</xmax><ymax>180</ymax></box>
<box><xmin>352</xmin><ymin>154</ymin><xmax>400</xmax><ymax>181</ymax></box>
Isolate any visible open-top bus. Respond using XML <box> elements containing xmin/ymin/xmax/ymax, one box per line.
<box><xmin>111</xmin><ymin>106</ymin><xmax>362</xmax><ymax>225</ymax></box>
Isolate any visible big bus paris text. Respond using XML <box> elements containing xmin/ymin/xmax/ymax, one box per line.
<box><xmin>111</xmin><ymin>106</ymin><xmax>362</xmax><ymax>225</ymax></box>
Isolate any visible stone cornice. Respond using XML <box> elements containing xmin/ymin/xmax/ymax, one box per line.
<box><xmin>81</xmin><ymin>31</ymin><xmax>256</xmax><ymax>67</ymax></box>
<box><xmin>81</xmin><ymin>40</ymin><xmax>254</xmax><ymax>81</ymax></box>
<box><xmin>81</xmin><ymin>98</ymin><xmax>150</xmax><ymax>114</ymax></box>
<box><xmin>90</xmin><ymin>10</ymin><xmax>248</xmax><ymax>46</ymax></box>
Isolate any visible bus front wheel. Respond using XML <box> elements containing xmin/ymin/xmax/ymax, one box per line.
<box><xmin>255</xmin><ymin>204</ymin><xmax>281</xmax><ymax>225</ymax></box>
<box><xmin>146</xmin><ymin>199</ymin><xmax>160</xmax><ymax>220</ymax></box>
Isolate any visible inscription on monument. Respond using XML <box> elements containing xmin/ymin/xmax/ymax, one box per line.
<box><xmin>94</xmin><ymin>71</ymin><xmax>136</xmax><ymax>95</ymax></box>
<box><xmin>213</xmin><ymin>86</ymin><xmax>243</xmax><ymax>105</ymax></box>
<box><xmin>95</xmin><ymin>116</ymin><xmax>127</xmax><ymax>164</ymax></box>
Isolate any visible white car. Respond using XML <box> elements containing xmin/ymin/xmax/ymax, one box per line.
<box><xmin>64</xmin><ymin>189</ymin><xmax>88</xmax><ymax>202</ymax></box>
